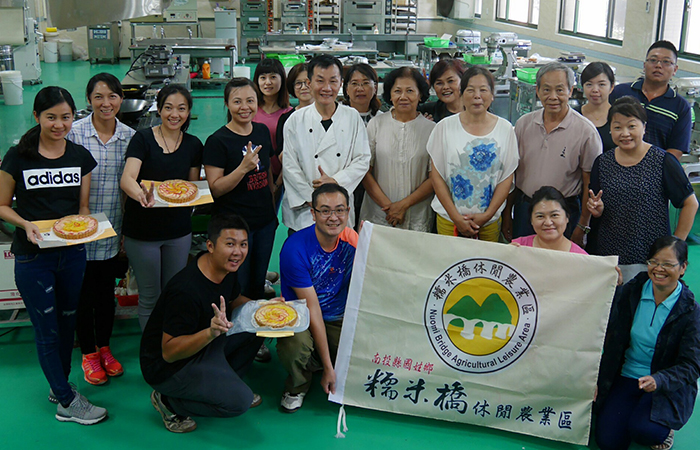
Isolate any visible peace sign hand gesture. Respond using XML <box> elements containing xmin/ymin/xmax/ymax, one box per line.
<box><xmin>587</xmin><ymin>189</ymin><xmax>604</xmax><ymax>218</ymax></box>
<box><xmin>210</xmin><ymin>295</ymin><xmax>233</xmax><ymax>339</ymax></box>
<box><xmin>138</xmin><ymin>181</ymin><xmax>156</xmax><ymax>208</ymax></box>
<box><xmin>240</xmin><ymin>141</ymin><xmax>262</xmax><ymax>173</ymax></box>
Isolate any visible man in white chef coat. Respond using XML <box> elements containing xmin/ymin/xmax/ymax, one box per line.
<box><xmin>282</xmin><ymin>54</ymin><xmax>371</xmax><ymax>232</ymax></box>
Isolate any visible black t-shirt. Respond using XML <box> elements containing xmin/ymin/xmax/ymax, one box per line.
<box><xmin>418</xmin><ymin>100</ymin><xmax>456</xmax><ymax>123</ymax></box>
<box><xmin>140</xmin><ymin>253</ymin><xmax>240</xmax><ymax>385</ymax></box>
<box><xmin>121</xmin><ymin>128</ymin><xmax>203</xmax><ymax>241</ymax></box>
<box><xmin>0</xmin><ymin>142</ymin><xmax>97</xmax><ymax>255</ymax></box>
<box><xmin>203</xmin><ymin>124</ymin><xmax>276</xmax><ymax>230</ymax></box>
<box><xmin>275</xmin><ymin>108</ymin><xmax>295</xmax><ymax>155</ymax></box>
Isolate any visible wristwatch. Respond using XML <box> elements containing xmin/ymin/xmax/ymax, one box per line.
<box><xmin>576</xmin><ymin>223</ymin><xmax>591</xmax><ymax>234</ymax></box>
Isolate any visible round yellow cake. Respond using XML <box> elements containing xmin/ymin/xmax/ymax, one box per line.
<box><xmin>254</xmin><ymin>303</ymin><xmax>298</xmax><ymax>329</ymax></box>
<box><xmin>53</xmin><ymin>215</ymin><xmax>98</xmax><ymax>240</ymax></box>
<box><xmin>157</xmin><ymin>180</ymin><xmax>198</xmax><ymax>204</ymax></box>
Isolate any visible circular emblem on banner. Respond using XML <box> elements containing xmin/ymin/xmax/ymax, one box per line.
<box><xmin>424</xmin><ymin>258</ymin><xmax>538</xmax><ymax>373</ymax></box>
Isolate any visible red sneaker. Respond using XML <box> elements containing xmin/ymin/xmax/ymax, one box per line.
<box><xmin>82</xmin><ymin>352</ymin><xmax>108</xmax><ymax>385</ymax></box>
<box><xmin>98</xmin><ymin>346</ymin><xmax>124</xmax><ymax>377</ymax></box>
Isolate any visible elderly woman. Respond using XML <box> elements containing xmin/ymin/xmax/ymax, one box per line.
<box><xmin>428</xmin><ymin>66</ymin><xmax>518</xmax><ymax>241</ymax></box>
<box><xmin>595</xmin><ymin>236</ymin><xmax>700</xmax><ymax>450</ymax></box>
<box><xmin>419</xmin><ymin>59</ymin><xmax>466</xmax><ymax>123</ymax></box>
<box><xmin>587</xmin><ymin>96</ymin><xmax>698</xmax><ymax>282</ymax></box>
<box><xmin>580</xmin><ymin>62</ymin><xmax>616</xmax><ymax>152</ymax></box>
<box><xmin>511</xmin><ymin>186</ymin><xmax>587</xmax><ymax>253</ymax></box>
<box><xmin>359</xmin><ymin>67</ymin><xmax>435</xmax><ymax>231</ymax></box>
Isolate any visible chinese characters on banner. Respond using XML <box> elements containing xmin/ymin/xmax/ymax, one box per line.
<box><xmin>329</xmin><ymin>223</ymin><xmax>618</xmax><ymax>445</ymax></box>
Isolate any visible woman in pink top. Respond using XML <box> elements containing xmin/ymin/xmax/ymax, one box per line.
<box><xmin>253</xmin><ymin>59</ymin><xmax>293</xmax><ymax>188</ymax></box>
<box><xmin>512</xmin><ymin>186</ymin><xmax>588</xmax><ymax>254</ymax></box>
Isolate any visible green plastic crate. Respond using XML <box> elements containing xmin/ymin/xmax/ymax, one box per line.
<box><xmin>516</xmin><ymin>67</ymin><xmax>539</xmax><ymax>84</ymax></box>
<box><xmin>265</xmin><ymin>53</ymin><xmax>306</xmax><ymax>67</ymax></box>
<box><xmin>464</xmin><ymin>54</ymin><xmax>492</xmax><ymax>65</ymax></box>
<box><xmin>424</xmin><ymin>37</ymin><xmax>450</xmax><ymax>48</ymax></box>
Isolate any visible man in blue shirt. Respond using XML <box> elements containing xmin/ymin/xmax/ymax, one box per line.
<box><xmin>609</xmin><ymin>40</ymin><xmax>692</xmax><ymax>159</ymax></box>
<box><xmin>277</xmin><ymin>183</ymin><xmax>358</xmax><ymax>412</ymax></box>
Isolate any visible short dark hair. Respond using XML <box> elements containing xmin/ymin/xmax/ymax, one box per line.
<box><xmin>307</xmin><ymin>54</ymin><xmax>343</xmax><ymax>80</ymax></box>
<box><xmin>342</xmin><ymin>63</ymin><xmax>381</xmax><ymax>115</ymax></box>
<box><xmin>647</xmin><ymin>235</ymin><xmax>688</xmax><ymax>267</ymax></box>
<box><xmin>18</xmin><ymin>86</ymin><xmax>76</xmax><ymax>159</ymax></box>
<box><xmin>460</xmin><ymin>65</ymin><xmax>495</xmax><ymax>95</ymax></box>
<box><xmin>156</xmin><ymin>84</ymin><xmax>193</xmax><ymax>132</ymax></box>
<box><xmin>528</xmin><ymin>186</ymin><xmax>571</xmax><ymax>219</ymax></box>
<box><xmin>608</xmin><ymin>95</ymin><xmax>647</xmax><ymax>125</ymax></box>
<box><xmin>253</xmin><ymin>58</ymin><xmax>290</xmax><ymax>108</ymax></box>
<box><xmin>580</xmin><ymin>61</ymin><xmax>615</xmax><ymax>86</ymax></box>
<box><xmin>286</xmin><ymin>62</ymin><xmax>309</xmax><ymax>98</ymax></box>
<box><xmin>312</xmin><ymin>183</ymin><xmax>350</xmax><ymax>208</ymax></box>
<box><xmin>207</xmin><ymin>214</ymin><xmax>250</xmax><ymax>244</ymax></box>
<box><xmin>428</xmin><ymin>59</ymin><xmax>465</xmax><ymax>87</ymax></box>
<box><xmin>382</xmin><ymin>67</ymin><xmax>431</xmax><ymax>105</ymax></box>
<box><xmin>223</xmin><ymin>77</ymin><xmax>259</xmax><ymax>122</ymax></box>
<box><xmin>647</xmin><ymin>40</ymin><xmax>678</xmax><ymax>60</ymax></box>
<box><xmin>86</xmin><ymin>73</ymin><xmax>123</xmax><ymax>100</ymax></box>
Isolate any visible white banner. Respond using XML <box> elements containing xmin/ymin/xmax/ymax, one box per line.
<box><xmin>330</xmin><ymin>223</ymin><xmax>618</xmax><ymax>445</ymax></box>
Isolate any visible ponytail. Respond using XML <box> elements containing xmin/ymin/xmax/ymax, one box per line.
<box><xmin>17</xmin><ymin>124</ymin><xmax>41</xmax><ymax>160</ymax></box>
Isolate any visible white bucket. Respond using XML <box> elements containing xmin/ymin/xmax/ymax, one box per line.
<box><xmin>1</xmin><ymin>70</ymin><xmax>23</xmax><ymax>105</ymax></box>
<box><xmin>44</xmin><ymin>41</ymin><xmax>58</xmax><ymax>63</ymax></box>
<box><xmin>232</xmin><ymin>65</ymin><xmax>251</xmax><ymax>79</ymax></box>
<box><xmin>57</xmin><ymin>39</ymin><xmax>73</xmax><ymax>62</ymax></box>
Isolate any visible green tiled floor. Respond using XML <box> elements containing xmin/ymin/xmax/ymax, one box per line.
<box><xmin>1</xmin><ymin>60</ymin><xmax>700</xmax><ymax>449</ymax></box>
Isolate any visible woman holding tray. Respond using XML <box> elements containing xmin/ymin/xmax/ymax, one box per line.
<box><xmin>120</xmin><ymin>84</ymin><xmax>203</xmax><ymax>330</ymax></box>
<box><xmin>0</xmin><ymin>86</ymin><xmax>107</xmax><ymax>424</ymax></box>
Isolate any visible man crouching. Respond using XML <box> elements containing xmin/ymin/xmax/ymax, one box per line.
<box><xmin>140</xmin><ymin>214</ymin><xmax>266</xmax><ymax>432</ymax></box>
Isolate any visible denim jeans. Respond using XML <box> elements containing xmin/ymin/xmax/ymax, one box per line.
<box><xmin>237</xmin><ymin>219</ymin><xmax>277</xmax><ymax>300</ymax></box>
<box><xmin>14</xmin><ymin>246</ymin><xmax>87</xmax><ymax>406</ymax></box>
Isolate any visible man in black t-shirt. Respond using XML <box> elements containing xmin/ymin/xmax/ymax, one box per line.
<box><xmin>140</xmin><ymin>214</ymin><xmax>264</xmax><ymax>433</ymax></box>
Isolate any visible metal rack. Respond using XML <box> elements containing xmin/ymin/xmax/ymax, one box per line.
<box><xmin>241</xmin><ymin>0</ymin><xmax>268</xmax><ymax>59</ymax></box>
<box><xmin>392</xmin><ymin>0</ymin><xmax>417</xmax><ymax>33</ymax></box>
<box><xmin>313</xmin><ymin>0</ymin><xmax>341</xmax><ymax>34</ymax></box>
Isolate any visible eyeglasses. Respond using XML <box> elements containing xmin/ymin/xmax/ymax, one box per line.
<box><xmin>349</xmin><ymin>81</ymin><xmax>374</xmax><ymax>89</ymax></box>
<box><xmin>645</xmin><ymin>58</ymin><xmax>676</xmax><ymax>67</ymax></box>
<box><xmin>646</xmin><ymin>259</ymin><xmax>680</xmax><ymax>269</ymax></box>
<box><xmin>313</xmin><ymin>207</ymin><xmax>348</xmax><ymax>218</ymax></box>
<box><xmin>294</xmin><ymin>80</ymin><xmax>310</xmax><ymax>89</ymax></box>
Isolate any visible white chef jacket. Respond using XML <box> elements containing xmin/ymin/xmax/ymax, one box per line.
<box><xmin>282</xmin><ymin>103</ymin><xmax>371</xmax><ymax>230</ymax></box>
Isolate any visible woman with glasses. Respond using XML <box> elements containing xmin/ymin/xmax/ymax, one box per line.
<box><xmin>596</xmin><ymin>236</ymin><xmax>700</xmax><ymax>450</ymax></box>
<box><xmin>342</xmin><ymin>63</ymin><xmax>382</xmax><ymax>126</ymax></box>
<box><xmin>587</xmin><ymin>96</ymin><xmax>698</xmax><ymax>283</ymax></box>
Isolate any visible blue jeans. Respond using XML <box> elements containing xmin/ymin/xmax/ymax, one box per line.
<box><xmin>237</xmin><ymin>219</ymin><xmax>277</xmax><ymax>300</ymax></box>
<box><xmin>595</xmin><ymin>376</ymin><xmax>671</xmax><ymax>450</ymax></box>
<box><xmin>14</xmin><ymin>246</ymin><xmax>87</xmax><ymax>407</ymax></box>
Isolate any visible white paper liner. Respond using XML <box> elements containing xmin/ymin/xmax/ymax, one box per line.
<box><xmin>227</xmin><ymin>299</ymin><xmax>310</xmax><ymax>335</ymax></box>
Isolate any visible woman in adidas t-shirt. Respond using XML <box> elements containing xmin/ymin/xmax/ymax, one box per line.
<box><xmin>0</xmin><ymin>86</ymin><xmax>106</xmax><ymax>424</ymax></box>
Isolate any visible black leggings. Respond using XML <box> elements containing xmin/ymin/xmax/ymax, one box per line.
<box><xmin>76</xmin><ymin>257</ymin><xmax>127</xmax><ymax>354</ymax></box>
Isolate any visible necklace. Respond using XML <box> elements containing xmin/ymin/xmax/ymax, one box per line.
<box><xmin>159</xmin><ymin>125</ymin><xmax>181</xmax><ymax>154</ymax></box>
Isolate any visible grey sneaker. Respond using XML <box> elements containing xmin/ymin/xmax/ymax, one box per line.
<box><xmin>150</xmin><ymin>391</ymin><xmax>197</xmax><ymax>433</ymax></box>
<box><xmin>280</xmin><ymin>392</ymin><xmax>306</xmax><ymax>413</ymax></box>
<box><xmin>250</xmin><ymin>393</ymin><xmax>262</xmax><ymax>408</ymax></box>
<box><xmin>48</xmin><ymin>382</ymin><xmax>77</xmax><ymax>404</ymax></box>
<box><xmin>55</xmin><ymin>391</ymin><xmax>108</xmax><ymax>425</ymax></box>
<box><xmin>255</xmin><ymin>342</ymin><xmax>272</xmax><ymax>363</ymax></box>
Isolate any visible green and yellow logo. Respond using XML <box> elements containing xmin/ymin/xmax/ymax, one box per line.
<box><xmin>425</xmin><ymin>259</ymin><xmax>537</xmax><ymax>373</ymax></box>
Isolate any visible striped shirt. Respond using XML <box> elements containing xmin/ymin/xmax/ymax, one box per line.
<box><xmin>609</xmin><ymin>78</ymin><xmax>692</xmax><ymax>153</ymax></box>
<box><xmin>67</xmin><ymin>114</ymin><xmax>135</xmax><ymax>260</ymax></box>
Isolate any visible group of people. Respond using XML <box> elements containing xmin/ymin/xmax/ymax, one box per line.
<box><xmin>0</xmin><ymin>39</ymin><xmax>698</xmax><ymax>450</ymax></box>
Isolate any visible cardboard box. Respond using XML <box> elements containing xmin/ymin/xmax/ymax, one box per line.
<box><xmin>0</xmin><ymin>238</ymin><xmax>24</xmax><ymax>310</ymax></box>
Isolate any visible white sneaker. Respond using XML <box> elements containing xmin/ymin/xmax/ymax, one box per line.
<box><xmin>280</xmin><ymin>392</ymin><xmax>306</xmax><ymax>413</ymax></box>
<box><xmin>55</xmin><ymin>391</ymin><xmax>108</xmax><ymax>425</ymax></box>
